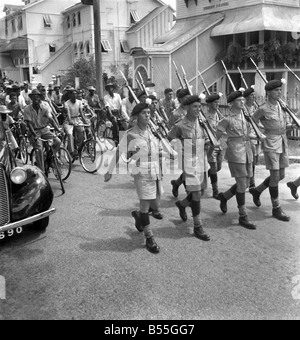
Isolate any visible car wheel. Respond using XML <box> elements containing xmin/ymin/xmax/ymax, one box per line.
<box><xmin>32</xmin><ymin>216</ymin><xmax>49</xmax><ymax>230</ymax></box>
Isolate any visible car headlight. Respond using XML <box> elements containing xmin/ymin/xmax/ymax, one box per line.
<box><xmin>10</xmin><ymin>167</ymin><xmax>28</xmax><ymax>185</ymax></box>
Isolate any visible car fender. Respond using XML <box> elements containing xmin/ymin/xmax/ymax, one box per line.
<box><xmin>11</xmin><ymin>165</ymin><xmax>54</xmax><ymax>222</ymax></box>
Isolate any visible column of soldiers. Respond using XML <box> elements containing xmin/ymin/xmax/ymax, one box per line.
<box><xmin>105</xmin><ymin>73</ymin><xmax>300</xmax><ymax>255</ymax></box>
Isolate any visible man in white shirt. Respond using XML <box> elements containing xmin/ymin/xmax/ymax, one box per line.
<box><xmin>104</xmin><ymin>83</ymin><xmax>128</xmax><ymax>143</ymax></box>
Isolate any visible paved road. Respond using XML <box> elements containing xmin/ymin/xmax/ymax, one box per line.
<box><xmin>0</xmin><ymin>155</ymin><xmax>300</xmax><ymax>320</ymax></box>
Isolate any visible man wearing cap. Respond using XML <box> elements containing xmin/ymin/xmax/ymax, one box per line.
<box><xmin>169</xmin><ymin>89</ymin><xmax>190</xmax><ymax>198</ymax></box>
<box><xmin>104</xmin><ymin>83</ymin><xmax>128</xmax><ymax>142</ymax></box>
<box><xmin>23</xmin><ymin>89</ymin><xmax>61</xmax><ymax>172</ymax></box>
<box><xmin>216</xmin><ymin>90</ymin><xmax>256</xmax><ymax>230</ymax></box>
<box><xmin>244</xmin><ymin>87</ymin><xmax>261</xmax><ymax>189</ymax></box>
<box><xmin>250</xmin><ymin>80</ymin><xmax>292</xmax><ymax>221</ymax></box>
<box><xmin>159</xmin><ymin>88</ymin><xmax>176</xmax><ymax>120</ymax></box>
<box><xmin>206</xmin><ymin>93</ymin><xmax>223</xmax><ymax>200</ymax></box>
<box><xmin>168</xmin><ymin>95</ymin><xmax>211</xmax><ymax>241</ymax></box>
<box><xmin>105</xmin><ymin>102</ymin><xmax>163</xmax><ymax>254</ymax></box>
<box><xmin>86</xmin><ymin>86</ymin><xmax>101</xmax><ymax>109</ymax></box>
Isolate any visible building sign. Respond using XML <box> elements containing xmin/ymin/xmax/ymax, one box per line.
<box><xmin>203</xmin><ymin>0</ymin><xmax>229</xmax><ymax>11</ymax></box>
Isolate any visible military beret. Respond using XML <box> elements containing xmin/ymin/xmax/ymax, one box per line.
<box><xmin>131</xmin><ymin>103</ymin><xmax>149</xmax><ymax>116</ymax></box>
<box><xmin>137</xmin><ymin>90</ymin><xmax>147</xmax><ymax>99</ymax></box>
<box><xmin>177</xmin><ymin>88</ymin><xmax>190</xmax><ymax>99</ymax></box>
<box><xmin>182</xmin><ymin>95</ymin><xmax>201</xmax><ymax>106</ymax></box>
<box><xmin>227</xmin><ymin>90</ymin><xmax>244</xmax><ymax>103</ymax></box>
<box><xmin>265</xmin><ymin>80</ymin><xmax>283</xmax><ymax>91</ymax></box>
<box><xmin>148</xmin><ymin>94</ymin><xmax>157</xmax><ymax>101</ymax></box>
<box><xmin>206</xmin><ymin>93</ymin><xmax>220</xmax><ymax>103</ymax></box>
<box><xmin>243</xmin><ymin>87</ymin><xmax>255</xmax><ymax>98</ymax></box>
<box><xmin>164</xmin><ymin>88</ymin><xmax>173</xmax><ymax>95</ymax></box>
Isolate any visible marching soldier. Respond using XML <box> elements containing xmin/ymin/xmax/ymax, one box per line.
<box><xmin>104</xmin><ymin>102</ymin><xmax>163</xmax><ymax>254</ymax></box>
<box><xmin>216</xmin><ymin>90</ymin><xmax>256</xmax><ymax>230</ymax></box>
<box><xmin>206</xmin><ymin>93</ymin><xmax>223</xmax><ymax>200</ymax></box>
<box><xmin>250</xmin><ymin>80</ymin><xmax>291</xmax><ymax>221</ymax></box>
<box><xmin>168</xmin><ymin>95</ymin><xmax>211</xmax><ymax>241</ymax></box>
<box><xmin>244</xmin><ymin>86</ymin><xmax>261</xmax><ymax>189</ymax></box>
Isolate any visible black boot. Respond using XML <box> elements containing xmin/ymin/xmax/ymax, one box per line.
<box><xmin>218</xmin><ymin>193</ymin><xmax>228</xmax><ymax>214</ymax></box>
<box><xmin>287</xmin><ymin>182</ymin><xmax>299</xmax><ymax>200</ymax></box>
<box><xmin>239</xmin><ymin>216</ymin><xmax>257</xmax><ymax>230</ymax></box>
<box><xmin>194</xmin><ymin>226</ymin><xmax>210</xmax><ymax>241</ymax></box>
<box><xmin>131</xmin><ymin>211</ymin><xmax>143</xmax><ymax>232</ymax></box>
<box><xmin>175</xmin><ymin>201</ymin><xmax>187</xmax><ymax>222</ymax></box>
<box><xmin>249</xmin><ymin>188</ymin><xmax>262</xmax><ymax>207</ymax></box>
<box><xmin>272</xmin><ymin>207</ymin><xmax>290</xmax><ymax>222</ymax></box>
<box><xmin>171</xmin><ymin>180</ymin><xmax>179</xmax><ymax>198</ymax></box>
<box><xmin>146</xmin><ymin>237</ymin><xmax>160</xmax><ymax>254</ymax></box>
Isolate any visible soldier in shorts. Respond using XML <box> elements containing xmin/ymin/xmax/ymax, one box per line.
<box><xmin>216</xmin><ymin>90</ymin><xmax>256</xmax><ymax>230</ymax></box>
<box><xmin>250</xmin><ymin>80</ymin><xmax>291</xmax><ymax>221</ymax></box>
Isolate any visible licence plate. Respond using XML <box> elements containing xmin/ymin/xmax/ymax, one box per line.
<box><xmin>0</xmin><ymin>227</ymin><xmax>23</xmax><ymax>241</ymax></box>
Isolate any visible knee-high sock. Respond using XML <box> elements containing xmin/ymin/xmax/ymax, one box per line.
<box><xmin>140</xmin><ymin>213</ymin><xmax>153</xmax><ymax>238</ymax></box>
<box><xmin>269</xmin><ymin>186</ymin><xmax>280</xmax><ymax>209</ymax></box>
<box><xmin>190</xmin><ymin>200</ymin><xmax>202</xmax><ymax>227</ymax></box>
<box><xmin>223</xmin><ymin>184</ymin><xmax>237</xmax><ymax>200</ymax></box>
<box><xmin>236</xmin><ymin>192</ymin><xmax>247</xmax><ymax>217</ymax></box>
<box><xmin>256</xmin><ymin>177</ymin><xmax>270</xmax><ymax>193</ymax></box>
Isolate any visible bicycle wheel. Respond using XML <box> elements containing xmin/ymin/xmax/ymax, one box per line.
<box><xmin>52</xmin><ymin>156</ymin><xmax>65</xmax><ymax>195</ymax></box>
<box><xmin>80</xmin><ymin>139</ymin><xmax>103</xmax><ymax>173</ymax></box>
<box><xmin>55</xmin><ymin>147</ymin><xmax>72</xmax><ymax>181</ymax></box>
<box><xmin>19</xmin><ymin>137</ymin><xmax>28</xmax><ymax>164</ymax></box>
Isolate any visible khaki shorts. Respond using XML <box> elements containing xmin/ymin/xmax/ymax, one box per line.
<box><xmin>228</xmin><ymin>162</ymin><xmax>253</xmax><ymax>179</ymax></box>
<box><xmin>264</xmin><ymin>151</ymin><xmax>289</xmax><ymax>170</ymax></box>
<box><xmin>134</xmin><ymin>177</ymin><xmax>162</xmax><ymax>200</ymax></box>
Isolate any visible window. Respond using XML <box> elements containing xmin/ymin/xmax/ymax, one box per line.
<box><xmin>77</xmin><ymin>12</ymin><xmax>81</xmax><ymax>26</ymax></box>
<box><xmin>67</xmin><ymin>15</ymin><xmax>70</xmax><ymax>29</ymax></box>
<box><xmin>74</xmin><ymin>43</ymin><xmax>78</xmax><ymax>57</ymax></box>
<box><xmin>18</xmin><ymin>16</ymin><xmax>23</xmax><ymax>30</ymax></box>
<box><xmin>101</xmin><ymin>40</ymin><xmax>112</xmax><ymax>53</ymax></box>
<box><xmin>120</xmin><ymin>40</ymin><xmax>130</xmax><ymax>53</ymax></box>
<box><xmin>85</xmin><ymin>41</ymin><xmax>90</xmax><ymax>55</ymax></box>
<box><xmin>11</xmin><ymin>19</ymin><xmax>16</xmax><ymax>33</ymax></box>
<box><xmin>130</xmin><ymin>10</ymin><xmax>140</xmax><ymax>24</ymax></box>
<box><xmin>43</xmin><ymin>15</ymin><xmax>52</xmax><ymax>28</ymax></box>
<box><xmin>14</xmin><ymin>59</ymin><xmax>19</xmax><ymax>66</ymax></box>
<box><xmin>79</xmin><ymin>42</ymin><xmax>84</xmax><ymax>56</ymax></box>
<box><xmin>72</xmin><ymin>13</ymin><xmax>76</xmax><ymax>27</ymax></box>
<box><xmin>49</xmin><ymin>43</ymin><xmax>56</xmax><ymax>53</ymax></box>
<box><xmin>19</xmin><ymin>58</ymin><xmax>24</xmax><ymax>65</ymax></box>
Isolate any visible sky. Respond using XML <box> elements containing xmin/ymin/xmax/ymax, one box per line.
<box><xmin>0</xmin><ymin>0</ymin><xmax>177</xmax><ymax>18</ymax></box>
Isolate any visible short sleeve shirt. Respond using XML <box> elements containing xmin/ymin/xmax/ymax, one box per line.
<box><xmin>252</xmin><ymin>101</ymin><xmax>289</xmax><ymax>153</ymax></box>
<box><xmin>23</xmin><ymin>102</ymin><xmax>52</xmax><ymax>130</ymax></box>
<box><xmin>217</xmin><ymin>112</ymin><xmax>253</xmax><ymax>164</ymax></box>
<box><xmin>65</xmin><ymin>99</ymin><xmax>83</xmax><ymax>118</ymax></box>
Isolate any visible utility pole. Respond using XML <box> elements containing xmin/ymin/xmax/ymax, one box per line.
<box><xmin>81</xmin><ymin>0</ymin><xmax>103</xmax><ymax>103</ymax></box>
<box><xmin>93</xmin><ymin>0</ymin><xmax>104</xmax><ymax>103</ymax></box>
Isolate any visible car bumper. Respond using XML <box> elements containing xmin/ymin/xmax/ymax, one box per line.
<box><xmin>0</xmin><ymin>208</ymin><xmax>56</xmax><ymax>233</ymax></box>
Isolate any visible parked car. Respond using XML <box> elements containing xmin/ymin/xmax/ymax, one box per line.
<box><xmin>0</xmin><ymin>116</ymin><xmax>55</xmax><ymax>242</ymax></box>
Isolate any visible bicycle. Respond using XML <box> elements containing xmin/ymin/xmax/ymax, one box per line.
<box><xmin>30</xmin><ymin>133</ymin><xmax>72</xmax><ymax>195</ymax></box>
<box><xmin>11</xmin><ymin>119</ymin><xmax>29</xmax><ymax>165</ymax></box>
<box><xmin>79</xmin><ymin>119</ymin><xmax>104</xmax><ymax>174</ymax></box>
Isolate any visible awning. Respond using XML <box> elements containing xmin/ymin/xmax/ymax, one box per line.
<box><xmin>0</xmin><ymin>38</ymin><xmax>28</xmax><ymax>52</ymax></box>
<box><xmin>155</xmin><ymin>13</ymin><xmax>224</xmax><ymax>45</ymax></box>
<box><xmin>211</xmin><ymin>4</ymin><xmax>300</xmax><ymax>37</ymax></box>
<box><xmin>0</xmin><ymin>55</ymin><xmax>14</xmax><ymax>69</ymax></box>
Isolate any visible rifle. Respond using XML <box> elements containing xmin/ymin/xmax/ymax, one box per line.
<box><xmin>138</xmin><ymin>71</ymin><xmax>149</xmax><ymax>96</ymax></box>
<box><xmin>173</xmin><ymin>61</ymin><xmax>185</xmax><ymax>89</ymax></box>
<box><xmin>237</xmin><ymin>66</ymin><xmax>259</xmax><ymax>110</ymax></box>
<box><xmin>181</xmin><ymin>66</ymin><xmax>220</xmax><ymax>148</ymax></box>
<box><xmin>250</xmin><ymin>58</ymin><xmax>300</xmax><ymax>128</ymax></box>
<box><xmin>120</xmin><ymin>71</ymin><xmax>176</xmax><ymax>156</ymax></box>
<box><xmin>284</xmin><ymin>63</ymin><xmax>300</xmax><ymax>84</ymax></box>
<box><xmin>221</xmin><ymin>61</ymin><xmax>266</xmax><ymax>141</ymax></box>
<box><xmin>198</xmin><ymin>70</ymin><xmax>224</xmax><ymax>120</ymax></box>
